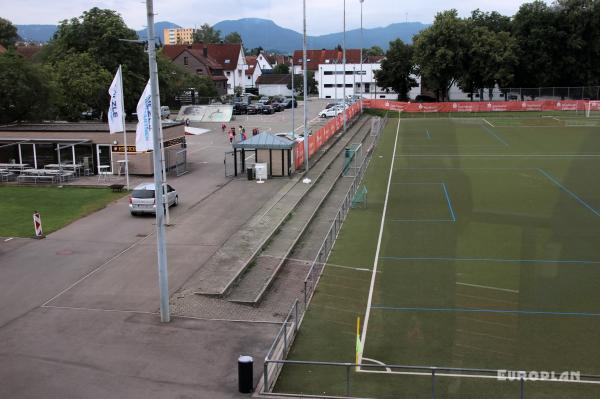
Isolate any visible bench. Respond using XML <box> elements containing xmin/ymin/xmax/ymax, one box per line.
<box><xmin>17</xmin><ymin>175</ymin><xmax>56</xmax><ymax>184</ymax></box>
<box><xmin>109</xmin><ymin>184</ymin><xmax>125</xmax><ymax>192</ymax></box>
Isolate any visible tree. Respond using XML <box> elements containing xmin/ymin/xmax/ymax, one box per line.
<box><xmin>365</xmin><ymin>45</ymin><xmax>384</xmax><ymax>57</ymax></box>
<box><xmin>0</xmin><ymin>17</ymin><xmax>19</xmax><ymax>48</ymax></box>
<box><xmin>273</xmin><ymin>63</ymin><xmax>290</xmax><ymax>74</ymax></box>
<box><xmin>246</xmin><ymin>46</ymin><xmax>264</xmax><ymax>56</ymax></box>
<box><xmin>375</xmin><ymin>39</ymin><xmax>417</xmax><ymax>101</ymax></box>
<box><xmin>511</xmin><ymin>1</ymin><xmax>564</xmax><ymax>89</ymax></box>
<box><xmin>287</xmin><ymin>71</ymin><xmax>317</xmax><ymax>95</ymax></box>
<box><xmin>51</xmin><ymin>52</ymin><xmax>112</xmax><ymax>121</ymax></box>
<box><xmin>46</xmin><ymin>8</ymin><xmax>147</xmax><ymax>114</ymax></box>
<box><xmin>0</xmin><ymin>53</ymin><xmax>52</xmax><ymax>123</ymax></box>
<box><xmin>413</xmin><ymin>10</ymin><xmax>468</xmax><ymax>101</ymax></box>
<box><xmin>193</xmin><ymin>23</ymin><xmax>221</xmax><ymax>44</ymax></box>
<box><xmin>224</xmin><ymin>32</ymin><xmax>242</xmax><ymax>44</ymax></box>
<box><xmin>456</xmin><ymin>14</ymin><xmax>518</xmax><ymax>100</ymax></box>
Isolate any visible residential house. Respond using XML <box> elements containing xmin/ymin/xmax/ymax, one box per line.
<box><xmin>256</xmin><ymin>74</ymin><xmax>296</xmax><ymax>97</ymax></box>
<box><xmin>206</xmin><ymin>43</ymin><xmax>246</xmax><ymax>95</ymax></box>
<box><xmin>162</xmin><ymin>44</ymin><xmax>228</xmax><ymax>96</ymax></box>
<box><xmin>255</xmin><ymin>52</ymin><xmax>273</xmax><ymax>71</ymax></box>
<box><xmin>15</xmin><ymin>44</ymin><xmax>43</xmax><ymax>59</ymax></box>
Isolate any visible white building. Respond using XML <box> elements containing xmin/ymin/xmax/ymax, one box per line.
<box><xmin>316</xmin><ymin>62</ymin><xmax>406</xmax><ymax>100</ymax></box>
<box><xmin>206</xmin><ymin>43</ymin><xmax>247</xmax><ymax>95</ymax></box>
<box><xmin>256</xmin><ymin>74</ymin><xmax>295</xmax><ymax>97</ymax></box>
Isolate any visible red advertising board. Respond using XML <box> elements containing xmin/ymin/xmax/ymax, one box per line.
<box><xmin>363</xmin><ymin>99</ymin><xmax>588</xmax><ymax>113</ymax></box>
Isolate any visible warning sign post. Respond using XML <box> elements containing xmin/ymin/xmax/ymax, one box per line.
<box><xmin>33</xmin><ymin>211</ymin><xmax>44</xmax><ymax>239</ymax></box>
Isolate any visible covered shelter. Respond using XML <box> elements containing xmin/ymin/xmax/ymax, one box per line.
<box><xmin>231</xmin><ymin>132</ymin><xmax>296</xmax><ymax>177</ymax></box>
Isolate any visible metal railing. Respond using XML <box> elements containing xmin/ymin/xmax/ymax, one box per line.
<box><xmin>261</xmin><ymin>111</ymin><xmax>386</xmax><ymax>395</ymax></box>
<box><xmin>302</xmin><ymin>114</ymin><xmax>384</xmax><ymax>310</ymax></box>
<box><xmin>262</xmin><ymin>360</ymin><xmax>600</xmax><ymax>398</ymax></box>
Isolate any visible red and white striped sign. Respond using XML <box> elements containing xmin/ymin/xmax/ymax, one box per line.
<box><xmin>33</xmin><ymin>211</ymin><xmax>43</xmax><ymax>237</ymax></box>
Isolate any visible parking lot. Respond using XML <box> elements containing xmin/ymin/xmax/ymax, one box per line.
<box><xmin>194</xmin><ymin>98</ymin><xmax>332</xmax><ymax>138</ymax></box>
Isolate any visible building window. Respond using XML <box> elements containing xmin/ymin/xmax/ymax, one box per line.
<box><xmin>324</xmin><ymin>84</ymin><xmax>333</xmax><ymax>88</ymax></box>
<box><xmin>325</xmin><ymin>96</ymin><xmax>331</xmax><ymax>98</ymax></box>
<box><xmin>379</xmin><ymin>95</ymin><xmax>386</xmax><ymax>98</ymax></box>
<box><xmin>224</xmin><ymin>59</ymin><xmax>231</xmax><ymax>64</ymax></box>
<box><xmin>324</xmin><ymin>71</ymin><xmax>333</xmax><ymax>75</ymax></box>
<box><xmin>247</xmin><ymin>75</ymin><xmax>251</xmax><ymax>79</ymax></box>
<box><xmin>227</xmin><ymin>71</ymin><xmax>231</xmax><ymax>76</ymax></box>
<box><xmin>364</xmin><ymin>83</ymin><xmax>370</xmax><ymax>93</ymax></box>
<box><xmin>184</xmin><ymin>56</ymin><xmax>188</xmax><ymax>65</ymax></box>
<box><xmin>196</xmin><ymin>69</ymin><xmax>203</xmax><ymax>74</ymax></box>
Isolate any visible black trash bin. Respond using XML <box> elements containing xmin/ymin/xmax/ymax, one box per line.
<box><xmin>238</xmin><ymin>355</ymin><xmax>253</xmax><ymax>393</ymax></box>
<box><xmin>247</xmin><ymin>167</ymin><xmax>254</xmax><ymax>180</ymax></box>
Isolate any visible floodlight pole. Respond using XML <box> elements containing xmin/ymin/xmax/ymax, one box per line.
<box><xmin>146</xmin><ymin>0</ymin><xmax>170</xmax><ymax>323</ymax></box>
<box><xmin>291</xmin><ymin>64</ymin><xmax>295</xmax><ymax>138</ymax></box>
<box><xmin>303</xmin><ymin>0</ymin><xmax>309</xmax><ymax>171</ymax></box>
<box><xmin>343</xmin><ymin>0</ymin><xmax>347</xmax><ymax>133</ymax></box>
<box><xmin>360</xmin><ymin>0</ymin><xmax>364</xmax><ymax>113</ymax></box>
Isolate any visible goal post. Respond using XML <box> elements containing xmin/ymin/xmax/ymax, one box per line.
<box><xmin>586</xmin><ymin>100</ymin><xmax>600</xmax><ymax>118</ymax></box>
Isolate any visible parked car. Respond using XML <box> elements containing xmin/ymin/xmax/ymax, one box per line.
<box><xmin>233</xmin><ymin>103</ymin><xmax>248</xmax><ymax>115</ymax></box>
<box><xmin>282</xmin><ymin>98</ymin><xmax>298</xmax><ymax>108</ymax></box>
<box><xmin>413</xmin><ymin>95</ymin><xmax>437</xmax><ymax>103</ymax></box>
<box><xmin>129</xmin><ymin>183</ymin><xmax>178</xmax><ymax>216</ymax></box>
<box><xmin>258</xmin><ymin>96</ymin><xmax>272</xmax><ymax>105</ymax></box>
<box><xmin>271</xmin><ymin>101</ymin><xmax>285</xmax><ymax>112</ymax></box>
<box><xmin>160</xmin><ymin>106</ymin><xmax>171</xmax><ymax>119</ymax></box>
<box><xmin>261</xmin><ymin>104</ymin><xmax>275</xmax><ymax>114</ymax></box>
<box><xmin>324</xmin><ymin>103</ymin><xmax>338</xmax><ymax>109</ymax></box>
<box><xmin>247</xmin><ymin>103</ymin><xmax>263</xmax><ymax>114</ymax></box>
<box><xmin>319</xmin><ymin>106</ymin><xmax>343</xmax><ymax>118</ymax></box>
<box><xmin>80</xmin><ymin>109</ymin><xmax>101</xmax><ymax>120</ymax></box>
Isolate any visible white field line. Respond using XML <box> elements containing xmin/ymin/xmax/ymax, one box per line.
<box><xmin>482</xmin><ymin>118</ymin><xmax>494</xmax><ymax>127</ymax></box>
<box><xmin>358</xmin><ymin>115</ymin><xmax>401</xmax><ymax>365</ymax></box>
<box><xmin>395</xmin><ymin>154</ymin><xmax>600</xmax><ymax>158</ymax></box>
<box><xmin>456</xmin><ymin>282</ymin><xmax>519</xmax><ymax>294</ymax></box>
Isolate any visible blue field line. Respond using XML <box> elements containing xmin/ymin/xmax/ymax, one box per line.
<box><xmin>379</xmin><ymin>256</ymin><xmax>600</xmax><ymax>265</ymax></box>
<box><xmin>537</xmin><ymin>169</ymin><xmax>600</xmax><ymax>217</ymax></box>
<box><xmin>425</xmin><ymin>129</ymin><xmax>431</xmax><ymax>140</ymax></box>
<box><xmin>480</xmin><ymin>124</ymin><xmax>510</xmax><ymax>147</ymax></box>
<box><xmin>441</xmin><ymin>183</ymin><xmax>457</xmax><ymax>222</ymax></box>
<box><xmin>370</xmin><ymin>305</ymin><xmax>600</xmax><ymax>318</ymax></box>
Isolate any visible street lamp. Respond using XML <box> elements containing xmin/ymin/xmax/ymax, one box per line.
<box><xmin>146</xmin><ymin>0</ymin><xmax>170</xmax><ymax>323</ymax></box>
<box><xmin>302</xmin><ymin>0</ymin><xmax>309</xmax><ymax>172</ymax></box>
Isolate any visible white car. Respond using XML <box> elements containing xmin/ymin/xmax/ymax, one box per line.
<box><xmin>129</xmin><ymin>183</ymin><xmax>179</xmax><ymax>215</ymax></box>
<box><xmin>160</xmin><ymin>106</ymin><xmax>171</xmax><ymax>119</ymax></box>
<box><xmin>319</xmin><ymin>106</ymin><xmax>343</xmax><ymax>118</ymax></box>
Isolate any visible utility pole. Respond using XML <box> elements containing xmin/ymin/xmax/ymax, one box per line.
<box><xmin>303</xmin><ymin>0</ymin><xmax>309</xmax><ymax>172</ymax></box>
<box><xmin>146</xmin><ymin>0</ymin><xmax>170</xmax><ymax>323</ymax></box>
<box><xmin>291</xmin><ymin>64</ymin><xmax>295</xmax><ymax>138</ymax></box>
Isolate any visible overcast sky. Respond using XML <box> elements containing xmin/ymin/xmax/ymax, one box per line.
<box><xmin>6</xmin><ymin>0</ymin><xmax>540</xmax><ymax>34</ymax></box>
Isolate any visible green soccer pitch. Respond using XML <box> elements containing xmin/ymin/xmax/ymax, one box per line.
<box><xmin>275</xmin><ymin>115</ymin><xmax>600</xmax><ymax>398</ymax></box>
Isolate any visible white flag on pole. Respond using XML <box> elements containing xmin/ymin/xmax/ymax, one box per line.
<box><xmin>136</xmin><ymin>80</ymin><xmax>154</xmax><ymax>152</ymax></box>
<box><xmin>108</xmin><ymin>66</ymin><xmax>125</xmax><ymax>134</ymax></box>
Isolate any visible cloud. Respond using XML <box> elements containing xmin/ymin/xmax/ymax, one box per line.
<box><xmin>5</xmin><ymin>0</ymin><xmax>538</xmax><ymax>35</ymax></box>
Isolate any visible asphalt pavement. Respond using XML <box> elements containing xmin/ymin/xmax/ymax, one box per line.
<box><xmin>0</xmin><ymin>100</ymin><xmax>330</xmax><ymax>399</ymax></box>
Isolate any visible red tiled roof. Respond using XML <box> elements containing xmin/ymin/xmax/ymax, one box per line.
<box><xmin>211</xmin><ymin>75</ymin><xmax>229</xmax><ymax>81</ymax></box>
<box><xmin>245</xmin><ymin>56</ymin><xmax>257</xmax><ymax>75</ymax></box>
<box><xmin>15</xmin><ymin>45</ymin><xmax>43</xmax><ymax>59</ymax></box>
<box><xmin>256</xmin><ymin>74</ymin><xmax>293</xmax><ymax>86</ymax></box>
<box><xmin>162</xmin><ymin>43</ymin><xmax>204</xmax><ymax>60</ymax></box>
<box><xmin>292</xmin><ymin>49</ymin><xmax>362</xmax><ymax>70</ymax></box>
<box><xmin>206</xmin><ymin>43</ymin><xmax>243</xmax><ymax>71</ymax></box>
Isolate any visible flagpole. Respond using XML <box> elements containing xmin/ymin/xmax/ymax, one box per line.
<box><xmin>118</xmin><ymin>65</ymin><xmax>130</xmax><ymax>190</ymax></box>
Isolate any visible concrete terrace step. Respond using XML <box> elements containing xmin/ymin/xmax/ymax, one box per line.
<box><xmin>189</xmin><ymin>115</ymin><xmax>367</xmax><ymax>297</ymax></box>
<box><xmin>226</xmin><ymin>117</ymin><xmax>372</xmax><ymax>305</ymax></box>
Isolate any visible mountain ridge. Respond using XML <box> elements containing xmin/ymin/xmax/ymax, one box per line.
<box><xmin>15</xmin><ymin>18</ymin><xmax>428</xmax><ymax>53</ymax></box>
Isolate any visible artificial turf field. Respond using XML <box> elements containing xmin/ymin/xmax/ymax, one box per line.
<box><xmin>276</xmin><ymin>115</ymin><xmax>600</xmax><ymax>398</ymax></box>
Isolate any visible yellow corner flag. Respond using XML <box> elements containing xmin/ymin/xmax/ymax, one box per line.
<box><xmin>355</xmin><ymin>316</ymin><xmax>362</xmax><ymax>365</ymax></box>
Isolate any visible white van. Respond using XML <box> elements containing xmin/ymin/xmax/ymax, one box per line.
<box><xmin>160</xmin><ymin>106</ymin><xmax>171</xmax><ymax>119</ymax></box>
